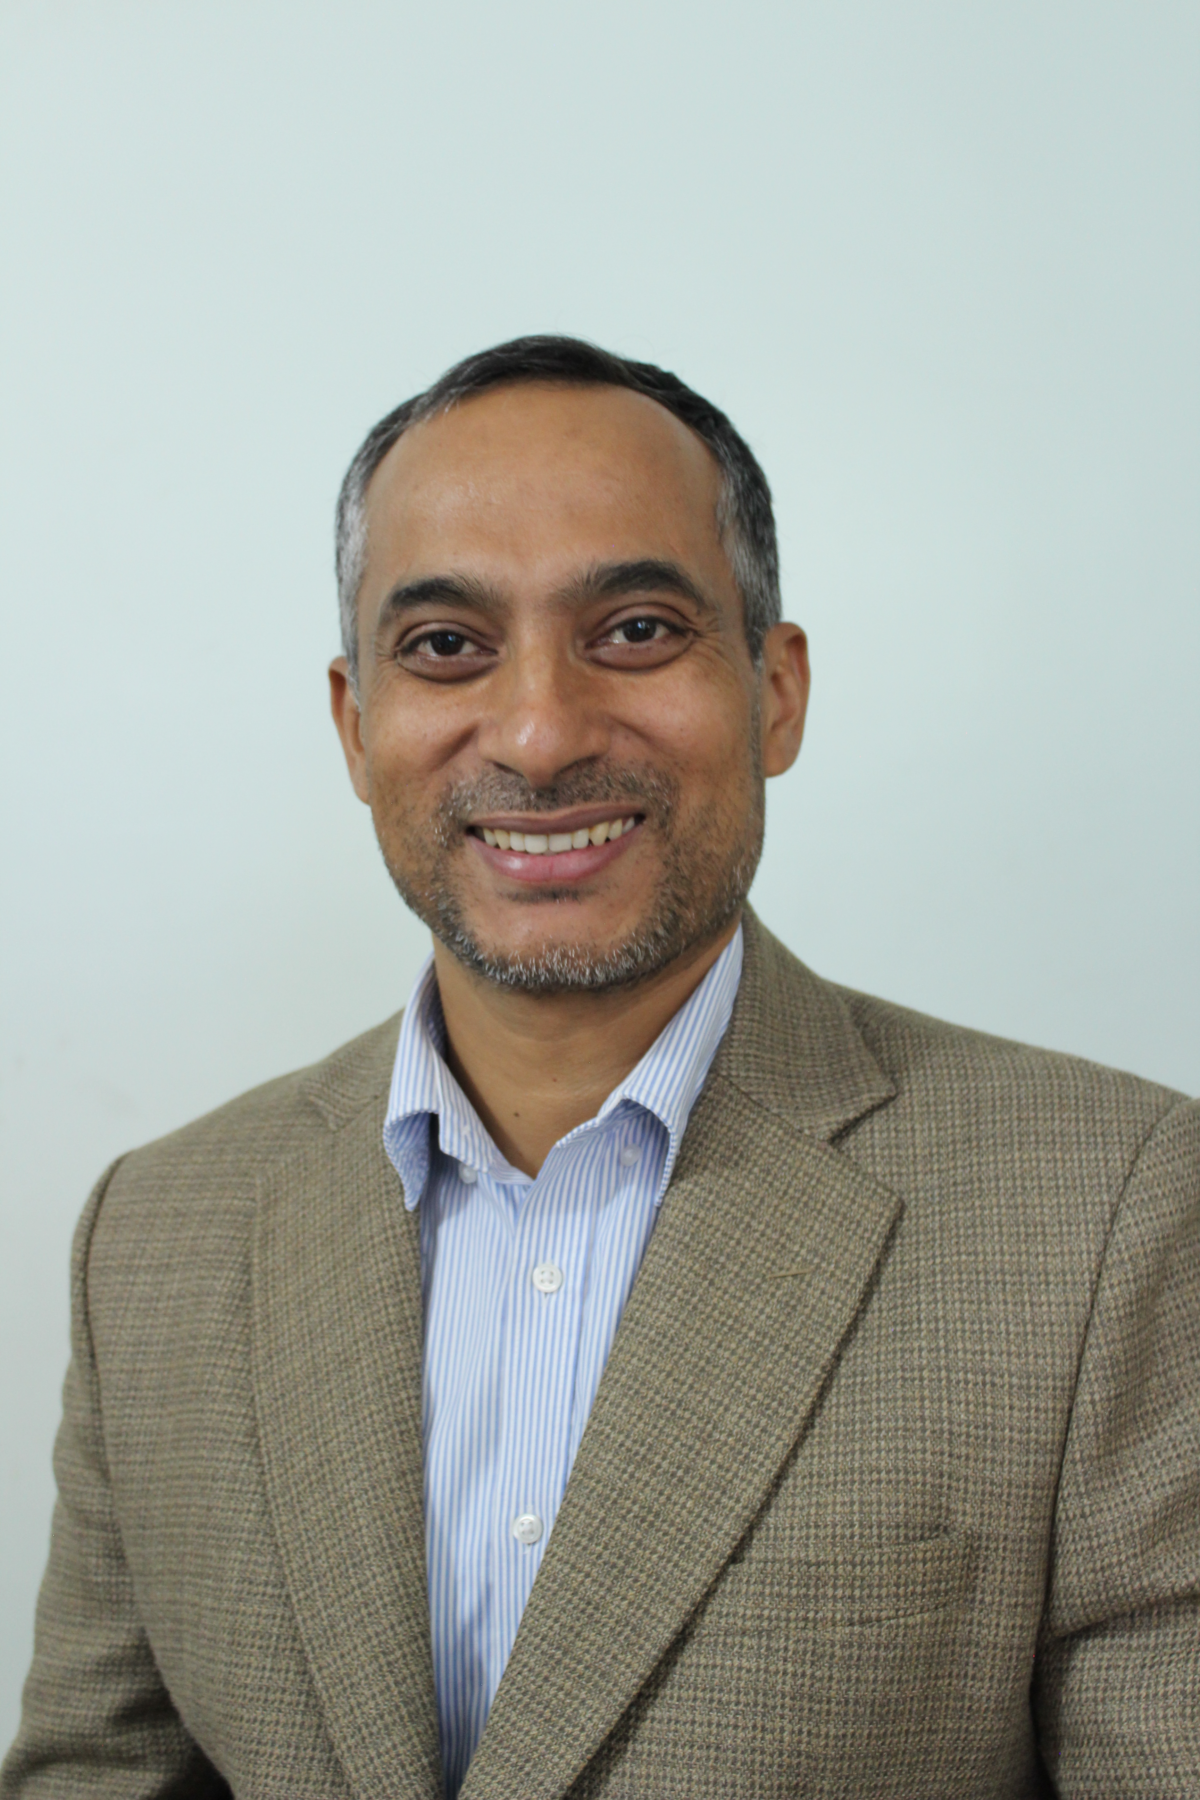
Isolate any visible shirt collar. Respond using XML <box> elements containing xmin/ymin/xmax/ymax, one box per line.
<box><xmin>384</xmin><ymin>965</ymin><xmax>497</xmax><ymax>1206</ymax></box>
<box><xmin>384</xmin><ymin>924</ymin><xmax>744</xmax><ymax>1211</ymax></box>
<box><xmin>595</xmin><ymin>925</ymin><xmax>742</xmax><ymax>1197</ymax></box>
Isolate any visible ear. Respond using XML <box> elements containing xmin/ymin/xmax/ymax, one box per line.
<box><xmin>759</xmin><ymin>623</ymin><xmax>810</xmax><ymax>778</ymax></box>
<box><xmin>329</xmin><ymin>657</ymin><xmax>370</xmax><ymax>803</ymax></box>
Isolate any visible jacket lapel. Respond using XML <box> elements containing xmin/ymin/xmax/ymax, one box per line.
<box><xmin>461</xmin><ymin>913</ymin><xmax>901</xmax><ymax>1800</ymax></box>
<box><xmin>253</xmin><ymin>1096</ymin><xmax>442</xmax><ymax>1800</ymax></box>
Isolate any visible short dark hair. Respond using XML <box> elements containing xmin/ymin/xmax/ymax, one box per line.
<box><xmin>335</xmin><ymin>334</ymin><xmax>781</xmax><ymax>687</ymax></box>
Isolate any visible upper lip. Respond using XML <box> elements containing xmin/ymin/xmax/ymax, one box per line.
<box><xmin>467</xmin><ymin>803</ymin><xmax>644</xmax><ymax>834</ymax></box>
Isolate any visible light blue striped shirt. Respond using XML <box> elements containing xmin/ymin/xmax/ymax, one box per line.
<box><xmin>383</xmin><ymin>925</ymin><xmax>743</xmax><ymax>1797</ymax></box>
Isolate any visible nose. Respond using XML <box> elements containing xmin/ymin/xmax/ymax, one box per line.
<box><xmin>475</xmin><ymin>639</ymin><xmax>612</xmax><ymax>790</ymax></box>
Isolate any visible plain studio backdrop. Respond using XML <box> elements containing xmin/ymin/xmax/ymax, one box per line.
<box><xmin>1</xmin><ymin>0</ymin><xmax>1197</xmax><ymax>1737</ymax></box>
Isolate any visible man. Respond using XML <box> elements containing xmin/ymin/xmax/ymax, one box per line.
<box><xmin>3</xmin><ymin>336</ymin><xmax>1197</xmax><ymax>1800</ymax></box>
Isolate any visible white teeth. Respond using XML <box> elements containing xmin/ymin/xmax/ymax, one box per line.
<box><xmin>483</xmin><ymin>817</ymin><xmax>638</xmax><ymax>855</ymax></box>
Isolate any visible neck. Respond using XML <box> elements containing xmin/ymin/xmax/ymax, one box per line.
<box><xmin>431</xmin><ymin>918</ymin><xmax>739</xmax><ymax>1177</ymax></box>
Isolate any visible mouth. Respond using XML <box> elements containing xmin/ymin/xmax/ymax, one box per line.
<box><xmin>465</xmin><ymin>807</ymin><xmax>645</xmax><ymax>884</ymax></box>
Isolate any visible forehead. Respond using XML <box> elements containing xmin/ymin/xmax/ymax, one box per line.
<box><xmin>360</xmin><ymin>382</ymin><xmax>729</xmax><ymax>589</ymax></box>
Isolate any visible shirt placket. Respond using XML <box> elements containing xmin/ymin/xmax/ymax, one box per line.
<box><xmin>486</xmin><ymin>1138</ymin><xmax>598</xmax><ymax>1702</ymax></box>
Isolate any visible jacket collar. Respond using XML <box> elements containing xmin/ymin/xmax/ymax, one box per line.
<box><xmin>299</xmin><ymin>1010</ymin><xmax>400</xmax><ymax>1133</ymax></box>
<box><xmin>712</xmin><ymin>907</ymin><xmax>896</xmax><ymax>1140</ymax></box>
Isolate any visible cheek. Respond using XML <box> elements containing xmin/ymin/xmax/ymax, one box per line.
<box><xmin>625</xmin><ymin>672</ymin><xmax>757</xmax><ymax>790</ymax></box>
<box><xmin>362</xmin><ymin>735</ymin><xmax>435</xmax><ymax>843</ymax></box>
<box><xmin>364</xmin><ymin>697</ymin><xmax>460</xmax><ymax>790</ymax></box>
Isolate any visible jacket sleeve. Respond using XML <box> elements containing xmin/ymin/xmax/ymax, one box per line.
<box><xmin>0</xmin><ymin>1164</ymin><xmax>228</xmax><ymax>1800</ymax></box>
<box><xmin>1034</xmin><ymin>1097</ymin><xmax>1200</xmax><ymax>1798</ymax></box>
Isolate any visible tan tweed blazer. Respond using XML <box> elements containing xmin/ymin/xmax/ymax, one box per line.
<box><xmin>4</xmin><ymin>913</ymin><xmax>1198</xmax><ymax>1799</ymax></box>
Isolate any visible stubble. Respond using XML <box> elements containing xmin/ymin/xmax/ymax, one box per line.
<box><xmin>374</xmin><ymin>738</ymin><xmax>764</xmax><ymax>995</ymax></box>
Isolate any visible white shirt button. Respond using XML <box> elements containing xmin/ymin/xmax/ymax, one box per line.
<box><xmin>458</xmin><ymin>1163</ymin><xmax>478</xmax><ymax>1185</ymax></box>
<box><xmin>511</xmin><ymin>1512</ymin><xmax>543</xmax><ymax>1545</ymax></box>
<box><xmin>531</xmin><ymin>1261</ymin><xmax>564</xmax><ymax>1294</ymax></box>
<box><xmin>619</xmin><ymin>1142</ymin><xmax>642</xmax><ymax>1167</ymax></box>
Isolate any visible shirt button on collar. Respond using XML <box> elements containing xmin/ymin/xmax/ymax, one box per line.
<box><xmin>619</xmin><ymin>1142</ymin><xmax>642</xmax><ymax>1167</ymax></box>
<box><xmin>512</xmin><ymin>1512</ymin><xmax>543</xmax><ymax>1545</ymax></box>
<box><xmin>458</xmin><ymin>1162</ymin><xmax>478</xmax><ymax>1185</ymax></box>
<box><xmin>531</xmin><ymin>1261</ymin><xmax>564</xmax><ymax>1294</ymax></box>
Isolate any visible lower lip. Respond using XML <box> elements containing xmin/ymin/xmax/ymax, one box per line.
<box><xmin>467</xmin><ymin>823</ymin><xmax>641</xmax><ymax>885</ymax></box>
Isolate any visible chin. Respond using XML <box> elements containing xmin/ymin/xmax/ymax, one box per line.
<box><xmin>437</xmin><ymin>897</ymin><xmax>739</xmax><ymax>998</ymax></box>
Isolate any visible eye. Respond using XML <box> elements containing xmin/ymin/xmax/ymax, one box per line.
<box><xmin>423</xmin><ymin>631</ymin><xmax>470</xmax><ymax>657</ymax></box>
<box><xmin>592</xmin><ymin>612</ymin><xmax>691</xmax><ymax>666</ymax></box>
<box><xmin>614</xmin><ymin>617</ymin><xmax>668</xmax><ymax>644</ymax></box>
<box><xmin>396</xmin><ymin>624</ymin><xmax>495</xmax><ymax>679</ymax></box>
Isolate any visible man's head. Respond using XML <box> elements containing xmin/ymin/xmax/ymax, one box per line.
<box><xmin>329</xmin><ymin>336</ymin><xmax>809</xmax><ymax>996</ymax></box>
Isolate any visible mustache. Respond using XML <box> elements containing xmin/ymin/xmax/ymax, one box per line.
<box><xmin>432</xmin><ymin>764</ymin><xmax>680</xmax><ymax>845</ymax></box>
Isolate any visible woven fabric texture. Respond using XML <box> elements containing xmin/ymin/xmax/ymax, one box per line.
<box><xmin>3</xmin><ymin>910</ymin><xmax>1197</xmax><ymax>1800</ymax></box>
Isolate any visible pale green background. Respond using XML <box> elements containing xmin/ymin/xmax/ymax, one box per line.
<box><xmin>1</xmin><ymin>0</ymin><xmax>1197</xmax><ymax>1743</ymax></box>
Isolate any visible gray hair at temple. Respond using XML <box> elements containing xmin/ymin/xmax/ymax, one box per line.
<box><xmin>334</xmin><ymin>334</ymin><xmax>782</xmax><ymax>692</ymax></box>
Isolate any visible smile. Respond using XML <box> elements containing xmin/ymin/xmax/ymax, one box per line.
<box><xmin>472</xmin><ymin>815</ymin><xmax>638</xmax><ymax>855</ymax></box>
<box><xmin>466</xmin><ymin>812</ymin><xmax>644</xmax><ymax>883</ymax></box>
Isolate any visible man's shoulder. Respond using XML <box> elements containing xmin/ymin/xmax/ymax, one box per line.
<box><xmin>838</xmin><ymin>978</ymin><xmax>1184</xmax><ymax>1099</ymax></box>
<box><xmin>737</xmin><ymin>915</ymin><xmax>1190</xmax><ymax>1158</ymax></box>
<box><xmin>829</xmin><ymin>976</ymin><xmax>1188</xmax><ymax>1157</ymax></box>
<box><xmin>100</xmin><ymin>1010</ymin><xmax>404</xmax><ymax>1208</ymax></box>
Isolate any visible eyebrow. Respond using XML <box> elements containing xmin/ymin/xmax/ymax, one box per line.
<box><xmin>375</xmin><ymin>573</ymin><xmax>501</xmax><ymax>625</ymax></box>
<box><xmin>560</xmin><ymin>560</ymin><xmax>721</xmax><ymax>623</ymax></box>
<box><xmin>371</xmin><ymin>557</ymin><xmax>721</xmax><ymax>654</ymax></box>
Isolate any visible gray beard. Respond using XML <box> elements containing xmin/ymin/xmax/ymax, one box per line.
<box><xmin>379</xmin><ymin>759</ymin><xmax>763</xmax><ymax>996</ymax></box>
